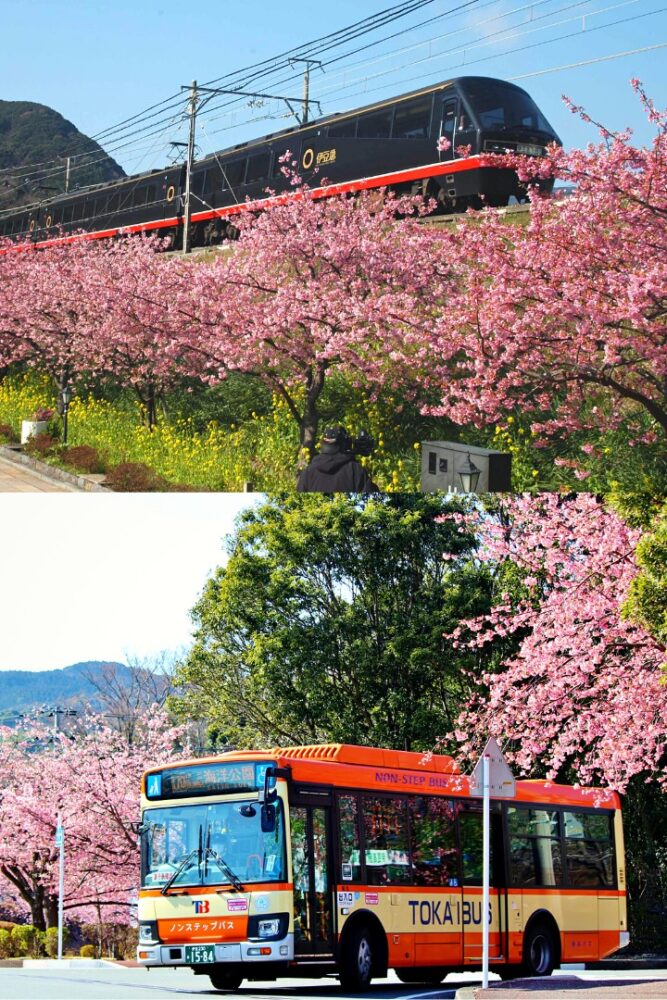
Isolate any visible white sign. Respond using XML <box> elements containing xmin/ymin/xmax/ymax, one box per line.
<box><xmin>469</xmin><ymin>736</ymin><xmax>516</xmax><ymax>798</ymax></box>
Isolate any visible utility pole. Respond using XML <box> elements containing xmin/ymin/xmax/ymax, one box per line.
<box><xmin>64</xmin><ymin>157</ymin><xmax>71</xmax><ymax>194</ymax></box>
<box><xmin>179</xmin><ymin>79</ymin><xmax>320</xmax><ymax>254</ymax></box>
<box><xmin>289</xmin><ymin>58</ymin><xmax>323</xmax><ymax>125</ymax></box>
<box><xmin>182</xmin><ymin>80</ymin><xmax>198</xmax><ymax>256</ymax></box>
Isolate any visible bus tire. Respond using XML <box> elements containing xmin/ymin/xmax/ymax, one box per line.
<box><xmin>339</xmin><ymin>923</ymin><xmax>375</xmax><ymax>991</ymax></box>
<box><xmin>522</xmin><ymin>920</ymin><xmax>558</xmax><ymax>977</ymax></box>
<box><xmin>208</xmin><ymin>966</ymin><xmax>244</xmax><ymax>992</ymax></box>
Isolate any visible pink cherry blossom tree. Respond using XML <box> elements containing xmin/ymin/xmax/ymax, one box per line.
<box><xmin>445</xmin><ymin>493</ymin><xmax>666</xmax><ymax>792</ymax></box>
<box><xmin>172</xmin><ymin>183</ymin><xmax>445</xmax><ymax>455</ymax></box>
<box><xmin>0</xmin><ymin>710</ymin><xmax>186</xmax><ymax>929</ymax></box>
<box><xmin>426</xmin><ymin>82</ymin><xmax>667</xmax><ymax>451</ymax></box>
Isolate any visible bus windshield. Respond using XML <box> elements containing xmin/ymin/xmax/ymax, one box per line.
<box><xmin>464</xmin><ymin>80</ymin><xmax>556</xmax><ymax>135</ymax></box>
<box><xmin>141</xmin><ymin>800</ymin><xmax>286</xmax><ymax>890</ymax></box>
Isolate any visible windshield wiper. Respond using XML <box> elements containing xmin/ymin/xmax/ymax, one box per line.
<box><xmin>160</xmin><ymin>848</ymin><xmax>200</xmax><ymax>895</ymax></box>
<box><xmin>204</xmin><ymin>847</ymin><xmax>244</xmax><ymax>892</ymax></box>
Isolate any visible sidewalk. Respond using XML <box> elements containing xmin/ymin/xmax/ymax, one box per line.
<box><xmin>0</xmin><ymin>447</ymin><xmax>108</xmax><ymax>493</ymax></box>
<box><xmin>455</xmin><ymin>973</ymin><xmax>667</xmax><ymax>999</ymax></box>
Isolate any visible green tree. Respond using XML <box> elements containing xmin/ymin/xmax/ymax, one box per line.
<box><xmin>171</xmin><ymin>494</ymin><xmax>500</xmax><ymax>751</ymax></box>
<box><xmin>622</xmin><ymin>501</ymin><xmax>667</xmax><ymax>647</ymax></box>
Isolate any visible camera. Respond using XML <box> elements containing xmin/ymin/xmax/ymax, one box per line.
<box><xmin>349</xmin><ymin>429</ymin><xmax>375</xmax><ymax>457</ymax></box>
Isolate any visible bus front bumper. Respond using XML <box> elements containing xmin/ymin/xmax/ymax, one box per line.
<box><xmin>137</xmin><ymin>933</ymin><xmax>294</xmax><ymax>968</ymax></box>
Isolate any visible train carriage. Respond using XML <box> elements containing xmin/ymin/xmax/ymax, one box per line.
<box><xmin>0</xmin><ymin>76</ymin><xmax>560</xmax><ymax>248</ymax></box>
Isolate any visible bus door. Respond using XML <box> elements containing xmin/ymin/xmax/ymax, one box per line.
<box><xmin>289</xmin><ymin>792</ymin><xmax>335</xmax><ymax>957</ymax></box>
<box><xmin>459</xmin><ymin>805</ymin><xmax>508</xmax><ymax>965</ymax></box>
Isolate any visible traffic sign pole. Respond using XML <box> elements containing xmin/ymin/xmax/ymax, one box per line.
<box><xmin>469</xmin><ymin>737</ymin><xmax>516</xmax><ymax>989</ymax></box>
<box><xmin>55</xmin><ymin>819</ymin><xmax>65</xmax><ymax>961</ymax></box>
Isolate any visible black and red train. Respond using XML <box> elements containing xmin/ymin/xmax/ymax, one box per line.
<box><xmin>0</xmin><ymin>76</ymin><xmax>560</xmax><ymax>247</ymax></box>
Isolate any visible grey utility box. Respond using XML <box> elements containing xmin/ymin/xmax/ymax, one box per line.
<box><xmin>421</xmin><ymin>441</ymin><xmax>512</xmax><ymax>493</ymax></box>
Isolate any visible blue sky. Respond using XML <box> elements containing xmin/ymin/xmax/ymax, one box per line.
<box><xmin>2</xmin><ymin>0</ymin><xmax>665</xmax><ymax>179</ymax></box>
<box><xmin>0</xmin><ymin>493</ymin><xmax>257</xmax><ymax>671</ymax></box>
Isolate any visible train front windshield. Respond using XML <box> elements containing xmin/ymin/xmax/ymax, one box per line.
<box><xmin>141</xmin><ymin>800</ymin><xmax>286</xmax><ymax>889</ymax></box>
<box><xmin>464</xmin><ymin>80</ymin><xmax>557</xmax><ymax>137</ymax></box>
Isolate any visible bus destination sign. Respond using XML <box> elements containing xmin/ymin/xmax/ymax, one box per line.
<box><xmin>145</xmin><ymin>761</ymin><xmax>271</xmax><ymax>800</ymax></box>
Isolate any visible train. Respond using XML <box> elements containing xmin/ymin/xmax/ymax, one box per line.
<box><xmin>0</xmin><ymin>76</ymin><xmax>561</xmax><ymax>248</ymax></box>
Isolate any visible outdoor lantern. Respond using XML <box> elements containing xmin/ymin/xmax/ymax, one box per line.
<box><xmin>60</xmin><ymin>386</ymin><xmax>72</xmax><ymax>446</ymax></box>
<box><xmin>458</xmin><ymin>452</ymin><xmax>482</xmax><ymax>493</ymax></box>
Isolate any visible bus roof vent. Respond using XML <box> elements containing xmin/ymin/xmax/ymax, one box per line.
<box><xmin>273</xmin><ymin>743</ymin><xmax>460</xmax><ymax>774</ymax></box>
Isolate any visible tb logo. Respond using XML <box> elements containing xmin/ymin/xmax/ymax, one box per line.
<box><xmin>193</xmin><ymin>900</ymin><xmax>210</xmax><ymax>914</ymax></box>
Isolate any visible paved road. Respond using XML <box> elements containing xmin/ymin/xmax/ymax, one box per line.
<box><xmin>1</xmin><ymin>967</ymin><xmax>667</xmax><ymax>1000</ymax></box>
<box><xmin>0</xmin><ymin>453</ymin><xmax>80</xmax><ymax>492</ymax></box>
<box><xmin>0</xmin><ymin>966</ymin><xmax>465</xmax><ymax>999</ymax></box>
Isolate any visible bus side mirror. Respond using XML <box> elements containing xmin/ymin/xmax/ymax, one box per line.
<box><xmin>261</xmin><ymin>803</ymin><xmax>276</xmax><ymax>833</ymax></box>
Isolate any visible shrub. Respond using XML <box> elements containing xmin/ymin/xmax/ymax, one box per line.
<box><xmin>24</xmin><ymin>433</ymin><xmax>58</xmax><ymax>457</ymax></box>
<box><xmin>44</xmin><ymin>925</ymin><xmax>69</xmax><ymax>958</ymax></box>
<box><xmin>0</xmin><ymin>929</ymin><xmax>12</xmax><ymax>959</ymax></box>
<box><xmin>103</xmin><ymin>462</ymin><xmax>167</xmax><ymax>492</ymax></box>
<box><xmin>0</xmin><ymin>423</ymin><xmax>17</xmax><ymax>443</ymax></box>
<box><xmin>79</xmin><ymin>943</ymin><xmax>96</xmax><ymax>958</ymax></box>
<box><xmin>60</xmin><ymin>445</ymin><xmax>105</xmax><ymax>474</ymax></box>
<box><xmin>10</xmin><ymin>924</ymin><xmax>39</xmax><ymax>957</ymax></box>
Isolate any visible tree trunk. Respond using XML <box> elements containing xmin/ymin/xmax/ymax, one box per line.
<box><xmin>299</xmin><ymin>365</ymin><xmax>326</xmax><ymax>459</ymax></box>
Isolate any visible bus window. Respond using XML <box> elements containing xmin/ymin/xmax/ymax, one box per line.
<box><xmin>357</xmin><ymin>110</ymin><xmax>393</xmax><ymax>139</ymax></box>
<box><xmin>459</xmin><ymin>810</ymin><xmax>484</xmax><ymax>884</ymax></box>
<box><xmin>363</xmin><ymin>796</ymin><xmax>410</xmax><ymax>885</ymax></box>
<box><xmin>409</xmin><ymin>797</ymin><xmax>458</xmax><ymax>886</ymax></box>
<box><xmin>392</xmin><ymin>98</ymin><xmax>431</xmax><ymax>139</ymax></box>
<box><xmin>507</xmin><ymin>806</ymin><xmax>563</xmax><ymax>888</ymax></box>
<box><xmin>564</xmin><ymin>811</ymin><xmax>614</xmax><ymax>888</ymax></box>
<box><xmin>337</xmin><ymin>795</ymin><xmax>361</xmax><ymax>881</ymax></box>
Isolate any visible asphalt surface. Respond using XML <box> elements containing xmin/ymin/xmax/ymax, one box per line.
<box><xmin>0</xmin><ymin>966</ymin><xmax>666</xmax><ymax>1000</ymax></box>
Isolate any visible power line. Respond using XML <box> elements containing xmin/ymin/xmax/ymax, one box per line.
<box><xmin>511</xmin><ymin>38</ymin><xmax>667</xmax><ymax>77</ymax></box>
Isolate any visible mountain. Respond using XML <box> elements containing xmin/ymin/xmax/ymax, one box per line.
<box><xmin>0</xmin><ymin>661</ymin><xmax>129</xmax><ymax>719</ymax></box>
<box><xmin>0</xmin><ymin>100</ymin><xmax>126</xmax><ymax>211</ymax></box>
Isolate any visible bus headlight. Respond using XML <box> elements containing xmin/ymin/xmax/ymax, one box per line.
<box><xmin>139</xmin><ymin>922</ymin><xmax>159</xmax><ymax>944</ymax></box>
<box><xmin>248</xmin><ymin>913</ymin><xmax>288</xmax><ymax>940</ymax></box>
<box><xmin>258</xmin><ymin>919</ymin><xmax>281</xmax><ymax>938</ymax></box>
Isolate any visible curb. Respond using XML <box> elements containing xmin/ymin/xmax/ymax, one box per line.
<box><xmin>0</xmin><ymin>445</ymin><xmax>111</xmax><ymax>492</ymax></box>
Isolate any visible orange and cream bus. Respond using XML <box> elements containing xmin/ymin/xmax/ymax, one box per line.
<box><xmin>137</xmin><ymin>743</ymin><xmax>628</xmax><ymax>992</ymax></box>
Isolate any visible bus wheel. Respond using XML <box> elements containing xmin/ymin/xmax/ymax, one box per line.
<box><xmin>208</xmin><ymin>966</ymin><xmax>244</xmax><ymax>992</ymax></box>
<box><xmin>522</xmin><ymin>922</ymin><xmax>557</xmax><ymax>977</ymax></box>
<box><xmin>339</xmin><ymin>924</ymin><xmax>375</xmax><ymax>991</ymax></box>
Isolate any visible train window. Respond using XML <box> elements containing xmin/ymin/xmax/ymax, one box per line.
<box><xmin>328</xmin><ymin>118</ymin><xmax>357</xmax><ymax>139</ymax></box>
<box><xmin>246</xmin><ymin>152</ymin><xmax>270</xmax><ymax>184</ymax></box>
<box><xmin>108</xmin><ymin>193</ymin><xmax>120</xmax><ymax>213</ymax></box>
<box><xmin>357</xmin><ymin>109</ymin><xmax>392</xmax><ymax>139</ymax></box>
<box><xmin>223</xmin><ymin>159</ymin><xmax>246</xmax><ymax>187</ymax></box>
<box><xmin>132</xmin><ymin>187</ymin><xmax>148</xmax><ymax>207</ymax></box>
<box><xmin>62</xmin><ymin>205</ymin><xmax>73</xmax><ymax>224</ymax></box>
<box><xmin>271</xmin><ymin>148</ymin><xmax>295</xmax><ymax>178</ymax></box>
<box><xmin>392</xmin><ymin>98</ymin><xmax>431</xmax><ymax>140</ymax></box>
<box><xmin>146</xmin><ymin>184</ymin><xmax>156</xmax><ymax>204</ymax></box>
<box><xmin>440</xmin><ymin>100</ymin><xmax>457</xmax><ymax>157</ymax></box>
<box><xmin>73</xmin><ymin>200</ymin><xmax>85</xmax><ymax>222</ymax></box>
<box><xmin>204</xmin><ymin>165</ymin><xmax>224</xmax><ymax>195</ymax></box>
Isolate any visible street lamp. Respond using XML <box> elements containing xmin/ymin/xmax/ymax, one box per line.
<box><xmin>458</xmin><ymin>453</ymin><xmax>482</xmax><ymax>493</ymax></box>
<box><xmin>59</xmin><ymin>387</ymin><xmax>72</xmax><ymax>445</ymax></box>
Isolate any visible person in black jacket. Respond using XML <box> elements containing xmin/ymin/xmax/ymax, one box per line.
<box><xmin>297</xmin><ymin>426</ymin><xmax>380</xmax><ymax>493</ymax></box>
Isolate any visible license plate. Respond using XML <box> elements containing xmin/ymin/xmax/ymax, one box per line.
<box><xmin>185</xmin><ymin>944</ymin><xmax>216</xmax><ymax>964</ymax></box>
<box><xmin>517</xmin><ymin>143</ymin><xmax>543</xmax><ymax>156</ymax></box>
